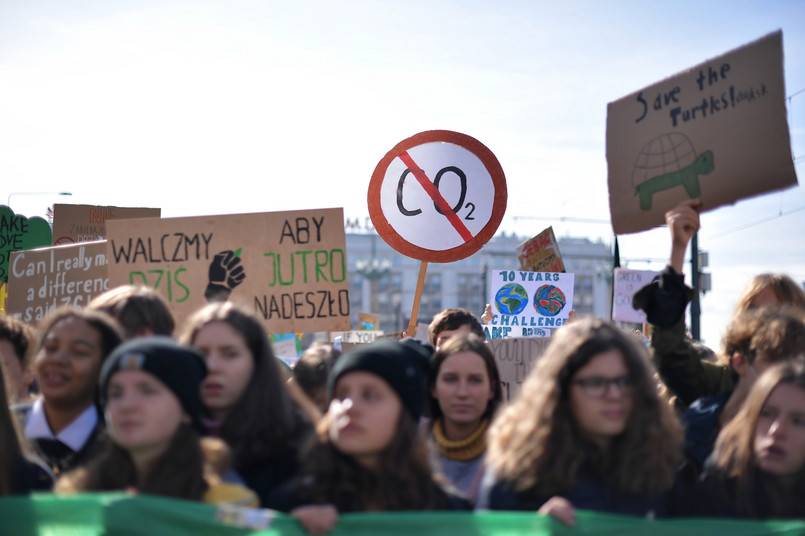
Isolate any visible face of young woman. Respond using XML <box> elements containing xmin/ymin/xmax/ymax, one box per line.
<box><xmin>432</xmin><ymin>350</ymin><xmax>493</xmax><ymax>429</ymax></box>
<box><xmin>754</xmin><ymin>383</ymin><xmax>805</xmax><ymax>477</ymax></box>
<box><xmin>105</xmin><ymin>370</ymin><xmax>186</xmax><ymax>458</ymax></box>
<box><xmin>35</xmin><ymin>317</ymin><xmax>104</xmax><ymax>410</ymax></box>
<box><xmin>569</xmin><ymin>349</ymin><xmax>634</xmax><ymax>448</ymax></box>
<box><xmin>192</xmin><ymin>321</ymin><xmax>255</xmax><ymax>420</ymax></box>
<box><xmin>329</xmin><ymin>371</ymin><xmax>402</xmax><ymax>469</ymax></box>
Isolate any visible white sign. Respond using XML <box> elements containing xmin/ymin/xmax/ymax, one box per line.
<box><xmin>486</xmin><ymin>269</ymin><xmax>575</xmax><ymax>339</ymax></box>
<box><xmin>612</xmin><ymin>268</ymin><xmax>659</xmax><ymax>323</ymax></box>
<box><xmin>329</xmin><ymin>330</ymin><xmax>385</xmax><ymax>344</ymax></box>
<box><xmin>369</xmin><ymin>130</ymin><xmax>507</xmax><ymax>263</ymax></box>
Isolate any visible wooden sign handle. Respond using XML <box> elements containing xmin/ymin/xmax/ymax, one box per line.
<box><xmin>406</xmin><ymin>261</ymin><xmax>428</xmax><ymax>336</ymax></box>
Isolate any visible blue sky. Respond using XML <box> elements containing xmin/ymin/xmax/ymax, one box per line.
<box><xmin>2</xmin><ymin>0</ymin><xmax>804</xmax><ymax>344</ymax></box>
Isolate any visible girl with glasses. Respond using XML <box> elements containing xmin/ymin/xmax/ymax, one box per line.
<box><xmin>479</xmin><ymin>320</ymin><xmax>683</xmax><ymax>525</ymax></box>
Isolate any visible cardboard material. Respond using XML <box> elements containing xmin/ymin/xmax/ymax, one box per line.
<box><xmin>488</xmin><ymin>337</ymin><xmax>552</xmax><ymax>402</ymax></box>
<box><xmin>612</xmin><ymin>268</ymin><xmax>660</xmax><ymax>323</ymax></box>
<box><xmin>0</xmin><ymin>205</ymin><xmax>53</xmax><ymax>285</ymax></box>
<box><xmin>105</xmin><ymin>208</ymin><xmax>350</xmax><ymax>333</ymax></box>
<box><xmin>607</xmin><ymin>31</ymin><xmax>798</xmax><ymax>234</ymax></box>
<box><xmin>486</xmin><ymin>269</ymin><xmax>574</xmax><ymax>338</ymax></box>
<box><xmin>516</xmin><ymin>226</ymin><xmax>565</xmax><ymax>273</ymax></box>
<box><xmin>52</xmin><ymin>204</ymin><xmax>161</xmax><ymax>245</ymax></box>
<box><xmin>5</xmin><ymin>241</ymin><xmax>109</xmax><ymax>322</ymax></box>
<box><xmin>358</xmin><ymin>311</ymin><xmax>381</xmax><ymax>331</ymax></box>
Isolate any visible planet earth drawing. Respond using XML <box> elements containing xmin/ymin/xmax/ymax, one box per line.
<box><xmin>533</xmin><ymin>284</ymin><xmax>566</xmax><ymax>316</ymax></box>
<box><xmin>495</xmin><ymin>283</ymin><xmax>528</xmax><ymax>315</ymax></box>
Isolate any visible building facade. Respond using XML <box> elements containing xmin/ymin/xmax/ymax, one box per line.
<box><xmin>346</xmin><ymin>229</ymin><xmax>614</xmax><ymax>333</ymax></box>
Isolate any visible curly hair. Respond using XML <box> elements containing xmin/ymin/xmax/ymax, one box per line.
<box><xmin>710</xmin><ymin>361</ymin><xmax>805</xmax><ymax>518</ymax></box>
<box><xmin>733</xmin><ymin>274</ymin><xmax>805</xmax><ymax>316</ymax></box>
<box><xmin>427</xmin><ymin>333</ymin><xmax>502</xmax><ymax>421</ymax></box>
<box><xmin>180</xmin><ymin>302</ymin><xmax>310</xmax><ymax>470</ymax></box>
<box><xmin>292</xmin><ymin>407</ymin><xmax>449</xmax><ymax>511</ymax></box>
<box><xmin>719</xmin><ymin>307</ymin><xmax>805</xmax><ymax>368</ymax></box>
<box><xmin>486</xmin><ymin>319</ymin><xmax>682</xmax><ymax>498</ymax></box>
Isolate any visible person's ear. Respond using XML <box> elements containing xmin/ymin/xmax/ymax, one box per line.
<box><xmin>732</xmin><ymin>352</ymin><xmax>749</xmax><ymax>376</ymax></box>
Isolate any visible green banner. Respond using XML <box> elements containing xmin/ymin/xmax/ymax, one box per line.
<box><xmin>0</xmin><ymin>493</ymin><xmax>803</xmax><ymax>535</ymax></box>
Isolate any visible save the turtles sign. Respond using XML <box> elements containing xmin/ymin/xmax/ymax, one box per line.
<box><xmin>607</xmin><ymin>30</ymin><xmax>798</xmax><ymax>234</ymax></box>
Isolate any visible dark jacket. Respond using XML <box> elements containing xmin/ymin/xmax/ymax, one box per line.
<box><xmin>634</xmin><ymin>266</ymin><xmax>736</xmax><ymax>406</ymax></box>
<box><xmin>12</xmin><ymin>403</ymin><xmax>108</xmax><ymax>477</ymax></box>
<box><xmin>681</xmin><ymin>391</ymin><xmax>731</xmax><ymax>473</ymax></box>
<box><xmin>10</xmin><ymin>457</ymin><xmax>54</xmax><ymax>493</ymax></box>
<box><xmin>477</xmin><ymin>467</ymin><xmax>668</xmax><ymax>518</ymax></box>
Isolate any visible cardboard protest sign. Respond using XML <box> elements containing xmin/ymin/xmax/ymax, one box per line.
<box><xmin>516</xmin><ymin>227</ymin><xmax>565</xmax><ymax>273</ymax></box>
<box><xmin>414</xmin><ymin>322</ymin><xmax>430</xmax><ymax>341</ymax></box>
<box><xmin>358</xmin><ymin>312</ymin><xmax>380</xmax><ymax>331</ymax></box>
<box><xmin>52</xmin><ymin>204</ymin><xmax>161</xmax><ymax>245</ymax></box>
<box><xmin>105</xmin><ymin>208</ymin><xmax>350</xmax><ymax>333</ymax></box>
<box><xmin>612</xmin><ymin>268</ymin><xmax>660</xmax><ymax>323</ymax></box>
<box><xmin>1</xmin><ymin>206</ymin><xmax>53</xmax><ymax>285</ymax></box>
<box><xmin>488</xmin><ymin>338</ymin><xmax>552</xmax><ymax>402</ymax></box>
<box><xmin>4</xmin><ymin>241</ymin><xmax>109</xmax><ymax>322</ymax></box>
<box><xmin>486</xmin><ymin>269</ymin><xmax>574</xmax><ymax>339</ymax></box>
<box><xmin>329</xmin><ymin>331</ymin><xmax>385</xmax><ymax>344</ymax></box>
<box><xmin>607</xmin><ymin>31</ymin><xmax>798</xmax><ymax>234</ymax></box>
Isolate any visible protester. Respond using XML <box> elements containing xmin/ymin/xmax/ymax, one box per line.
<box><xmin>428</xmin><ymin>308</ymin><xmax>485</xmax><ymax>349</ymax></box>
<box><xmin>293</xmin><ymin>342</ymin><xmax>339</xmax><ymax>415</ymax></box>
<box><xmin>87</xmin><ymin>285</ymin><xmax>176</xmax><ymax>339</ymax></box>
<box><xmin>0</xmin><ymin>315</ymin><xmax>38</xmax><ymax>403</ymax></box>
<box><xmin>426</xmin><ymin>333</ymin><xmax>501</xmax><ymax>504</ymax></box>
<box><xmin>682</xmin><ymin>307</ymin><xmax>805</xmax><ymax>472</ymax></box>
<box><xmin>636</xmin><ymin>199</ymin><xmax>805</xmax><ymax>407</ymax></box>
<box><xmin>678</xmin><ymin>361</ymin><xmax>805</xmax><ymax>518</ymax></box>
<box><xmin>480</xmin><ymin>320</ymin><xmax>683</xmax><ymax>525</ymax></box>
<box><xmin>181</xmin><ymin>302</ymin><xmax>311</xmax><ymax>507</ymax></box>
<box><xmin>16</xmin><ymin>308</ymin><xmax>124</xmax><ymax>476</ymax></box>
<box><xmin>1</xmin><ymin>358</ymin><xmax>52</xmax><ymax>494</ymax></box>
<box><xmin>55</xmin><ymin>337</ymin><xmax>257</xmax><ymax>506</ymax></box>
<box><xmin>272</xmin><ymin>338</ymin><xmax>470</xmax><ymax>534</ymax></box>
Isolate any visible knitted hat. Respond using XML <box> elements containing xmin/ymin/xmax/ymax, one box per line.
<box><xmin>100</xmin><ymin>336</ymin><xmax>208</xmax><ymax>428</ymax></box>
<box><xmin>328</xmin><ymin>338</ymin><xmax>433</xmax><ymax>420</ymax></box>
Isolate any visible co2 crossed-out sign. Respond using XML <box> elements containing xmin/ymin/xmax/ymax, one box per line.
<box><xmin>368</xmin><ymin>130</ymin><xmax>507</xmax><ymax>263</ymax></box>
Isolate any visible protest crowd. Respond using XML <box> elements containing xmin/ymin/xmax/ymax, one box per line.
<box><xmin>2</xmin><ymin>198</ymin><xmax>805</xmax><ymax>534</ymax></box>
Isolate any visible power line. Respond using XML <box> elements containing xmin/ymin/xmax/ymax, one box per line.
<box><xmin>703</xmin><ymin>205</ymin><xmax>805</xmax><ymax>239</ymax></box>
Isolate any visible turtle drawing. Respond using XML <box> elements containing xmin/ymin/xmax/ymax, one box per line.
<box><xmin>632</xmin><ymin>133</ymin><xmax>715</xmax><ymax>211</ymax></box>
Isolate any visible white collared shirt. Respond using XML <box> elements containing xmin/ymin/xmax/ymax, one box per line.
<box><xmin>24</xmin><ymin>398</ymin><xmax>99</xmax><ymax>452</ymax></box>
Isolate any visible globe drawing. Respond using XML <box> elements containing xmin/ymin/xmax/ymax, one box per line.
<box><xmin>533</xmin><ymin>284</ymin><xmax>566</xmax><ymax>316</ymax></box>
<box><xmin>632</xmin><ymin>132</ymin><xmax>698</xmax><ymax>187</ymax></box>
<box><xmin>495</xmin><ymin>283</ymin><xmax>528</xmax><ymax>315</ymax></box>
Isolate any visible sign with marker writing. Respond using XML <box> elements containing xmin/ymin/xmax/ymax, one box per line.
<box><xmin>607</xmin><ymin>30</ymin><xmax>798</xmax><ymax>234</ymax></box>
<box><xmin>369</xmin><ymin>130</ymin><xmax>507</xmax><ymax>262</ymax></box>
<box><xmin>105</xmin><ymin>208</ymin><xmax>350</xmax><ymax>333</ymax></box>
<box><xmin>486</xmin><ymin>269</ymin><xmax>574</xmax><ymax>339</ymax></box>
<box><xmin>52</xmin><ymin>204</ymin><xmax>161</xmax><ymax>245</ymax></box>
<box><xmin>5</xmin><ymin>241</ymin><xmax>109</xmax><ymax>322</ymax></box>
<box><xmin>488</xmin><ymin>337</ymin><xmax>551</xmax><ymax>402</ymax></box>
<box><xmin>516</xmin><ymin>226</ymin><xmax>565</xmax><ymax>273</ymax></box>
<box><xmin>612</xmin><ymin>268</ymin><xmax>659</xmax><ymax>323</ymax></box>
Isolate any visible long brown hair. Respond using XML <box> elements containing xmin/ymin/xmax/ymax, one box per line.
<box><xmin>486</xmin><ymin>319</ymin><xmax>682</xmax><ymax>498</ymax></box>
<box><xmin>56</xmin><ymin>423</ymin><xmax>208</xmax><ymax>500</ymax></box>
<box><xmin>293</xmin><ymin>405</ymin><xmax>449</xmax><ymax>511</ymax></box>
<box><xmin>427</xmin><ymin>333</ymin><xmax>502</xmax><ymax>421</ymax></box>
<box><xmin>181</xmin><ymin>302</ymin><xmax>309</xmax><ymax>469</ymax></box>
<box><xmin>0</xmin><ymin>357</ymin><xmax>26</xmax><ymax>495</ymax></box>
<box><xmin>711</xmin><ymin>361</ymin><xmax>805</xmax><ymax>518</ymax></box>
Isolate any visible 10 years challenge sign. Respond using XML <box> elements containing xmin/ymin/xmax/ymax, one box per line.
<box><xmin>486</xmin><ymin>270</ymin><xmax>574</xmax><ymax>339</ymax></box>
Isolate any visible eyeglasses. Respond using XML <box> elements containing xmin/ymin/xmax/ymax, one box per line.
<box><xmin>571</xmin><ymin>375</ymin><xmax>634</xmax><ymax>398</ymax></box>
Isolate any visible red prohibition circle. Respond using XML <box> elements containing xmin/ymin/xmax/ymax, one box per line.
<box><xmin>368</xmin><ymin>130</ymin><xmax>507</xmax><ymax>263</ymax></box>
